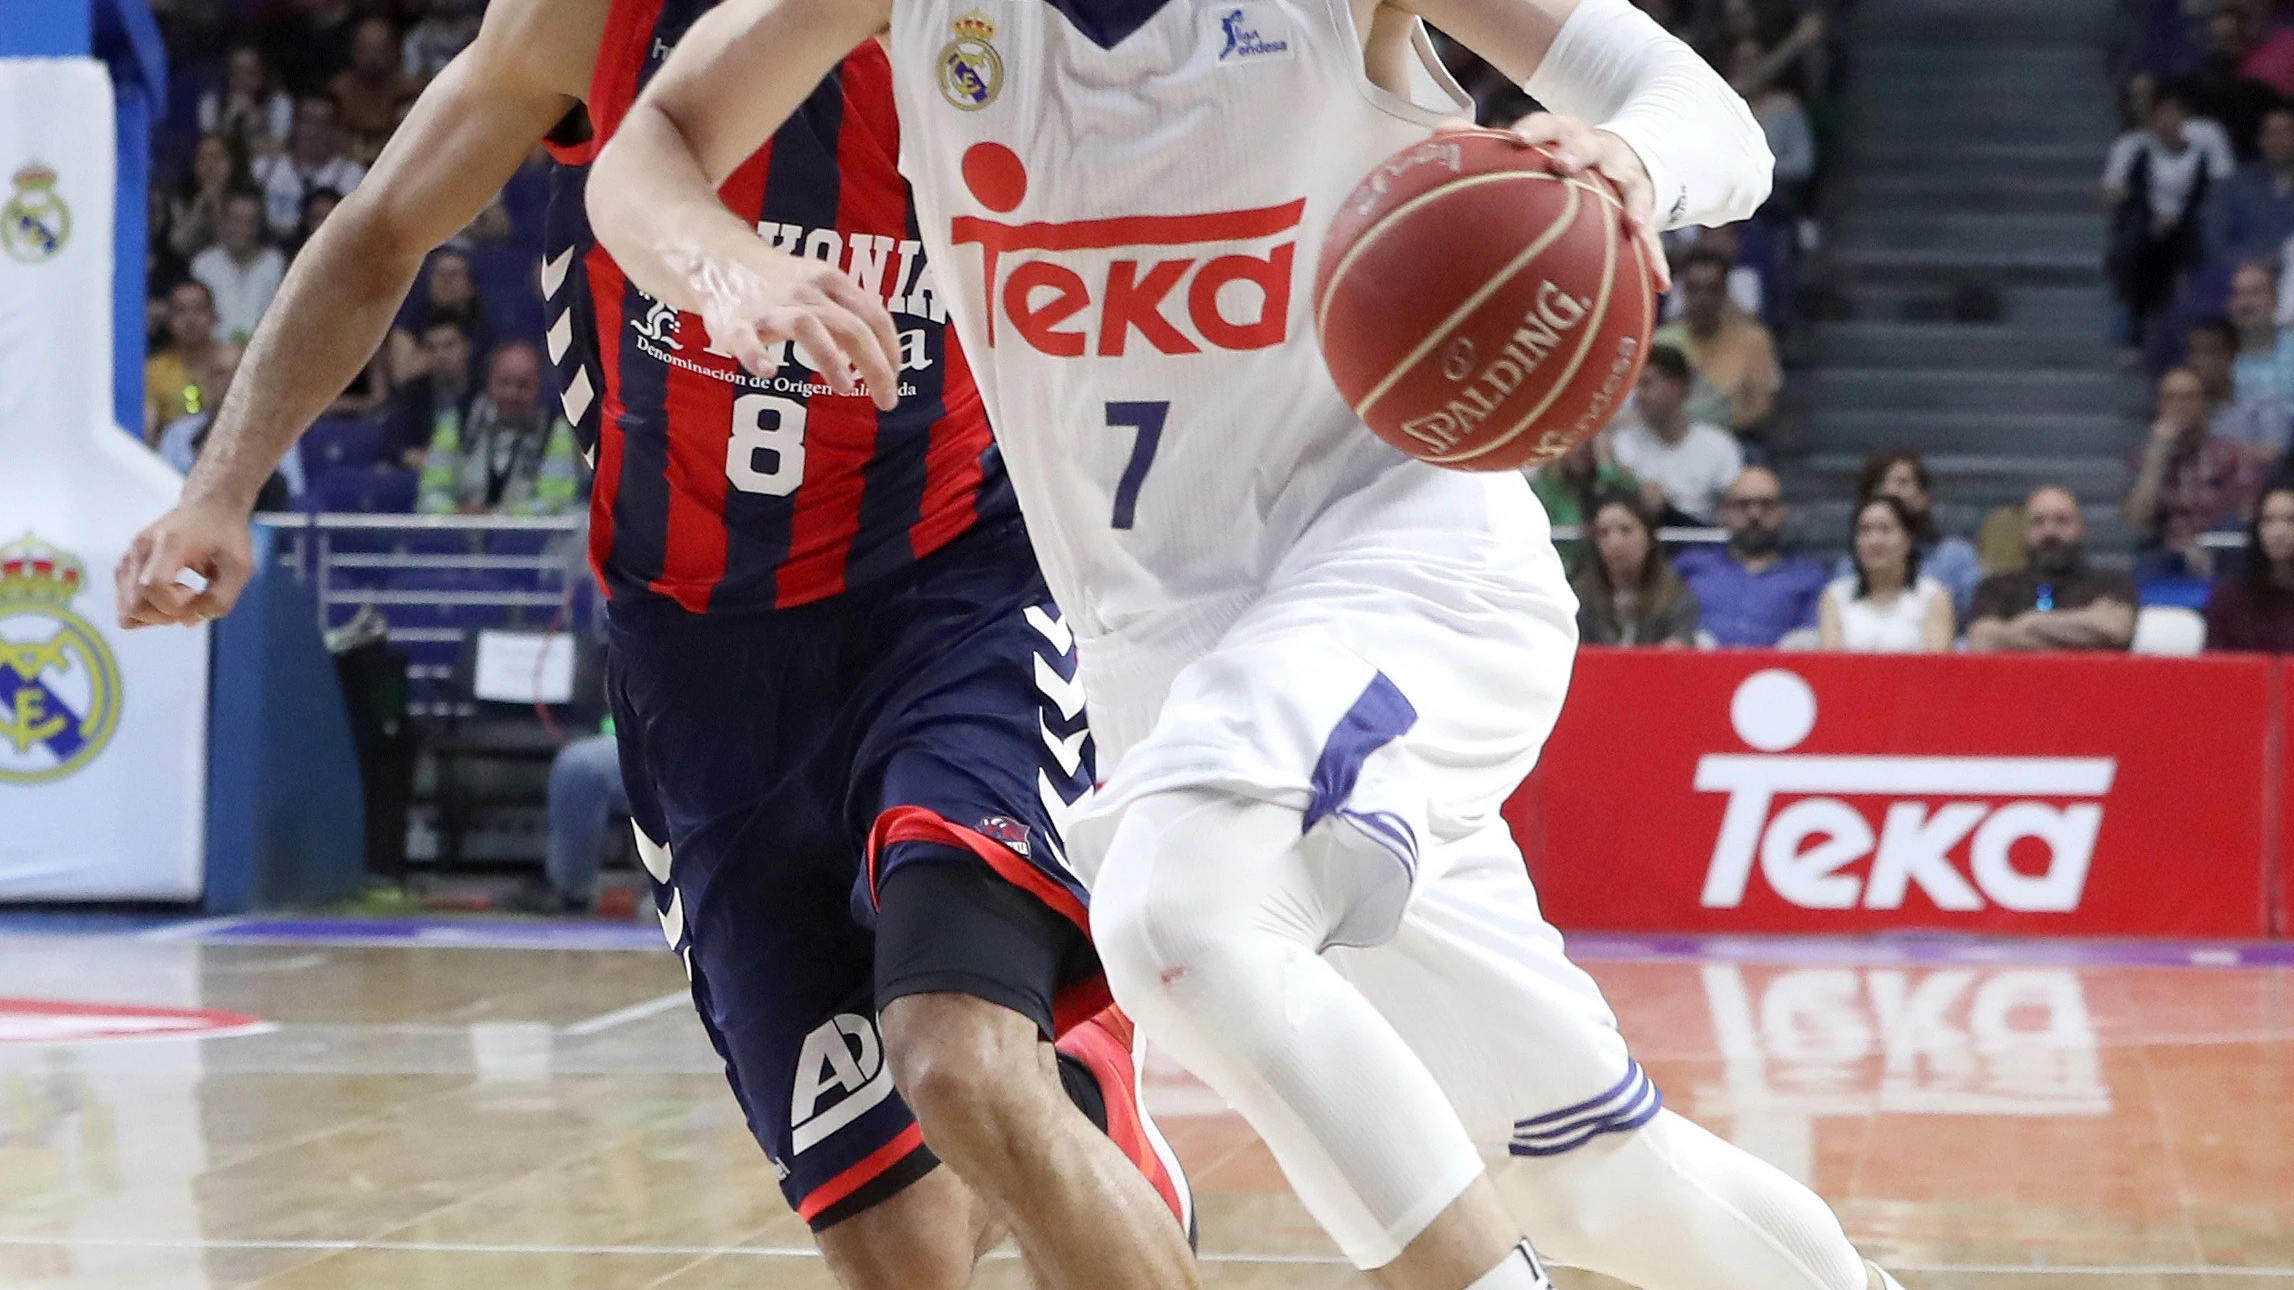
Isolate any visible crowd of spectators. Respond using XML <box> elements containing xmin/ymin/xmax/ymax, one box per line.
<box><xmin>139</xmin><ymin>0</ymin><xmax>571</xmax><ymax>517</ymax></box>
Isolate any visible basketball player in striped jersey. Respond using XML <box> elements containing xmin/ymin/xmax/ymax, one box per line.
<box><xmin>111</xmin><ymin>2</ymin><xmax>1198</xmax><ymax>1287</ymax></box>
<box><xmin>591</xmin><ymin>1</ymin><xmax>1912</xmax><ymax>1290</ymax></box>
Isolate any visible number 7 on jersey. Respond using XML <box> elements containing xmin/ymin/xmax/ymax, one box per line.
<box><xmin>1105</xmin><ymin>401</ymin><xmax>1168</xmax><ymax>530</ymax></box>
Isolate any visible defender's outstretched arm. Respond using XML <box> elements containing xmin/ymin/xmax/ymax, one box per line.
<box><xmin>118</xmin><ymin>0</ymin><xmax>605</xmax><ymax>627</ymax></box>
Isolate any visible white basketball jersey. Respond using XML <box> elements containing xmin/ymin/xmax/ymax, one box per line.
<box><xmin>887</xmin><ymin>0</ymin><xmax>1468</xmax><ymax>639</ymax></box>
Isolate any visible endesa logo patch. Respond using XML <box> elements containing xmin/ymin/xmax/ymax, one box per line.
<box><xmin>951</xmin><ymin>143</ymin><xmax>1301</xmax><ymax>358</ymax></box>
<box><xmin>1208</xmin><ymin>4</ymin><xmax>1294</xmax><ymax>62</ymax></box>
<box><xmin>1697</xmin><ymin>670</ymin><xmax>2111</xmax><ymax>914</ymax></box>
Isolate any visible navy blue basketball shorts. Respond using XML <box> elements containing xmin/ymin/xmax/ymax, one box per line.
<box><xmin>604</xmin><ymin>518</ymin><xmax>1105</xmax><ymax>1229</ymax></box>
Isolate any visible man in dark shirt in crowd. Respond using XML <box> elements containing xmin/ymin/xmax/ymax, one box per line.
<box><xmin>1968</xmin><ymin>486</ymin><xmax>2140</xmax><ymax>651</ymax></box>
<box><xmin>382</xmin><ymin>318</ymin><xmax>475</xmax><ymax>468</ymax></box>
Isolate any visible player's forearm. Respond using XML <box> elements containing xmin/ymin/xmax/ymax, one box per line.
<box><xmin>590</xmin><ymin>0</ymin><xmax>887</xmax><ymax>308</ymax></box>
<box><xmin>1520</xmin><ymin>0</ymin><xmax>1773</xmax><ymax>228</ymax></box>
<box><xmin>588</xmin><ymin>107</ymin><xmax>762</xmax><ymax>314</ymax></box>
<box><xmin>181</xmin><ymin>208</ymin><xmax>426</xmax><ymax>513</ymax></box>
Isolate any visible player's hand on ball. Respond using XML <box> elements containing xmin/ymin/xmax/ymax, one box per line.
<box><xmin>1497</xmin><ymin>113</ymin><xmax>1670</xmax><ymax>292</ymax></box>
<box><xmin>115</xmin><ymin>501</ymin><xmax>253</xmax><ymax>629</ymax></box>
<box><xmin>670</xmin><ymin>243</ymin><xmax>903</xmax><ymax>411</ymax></box>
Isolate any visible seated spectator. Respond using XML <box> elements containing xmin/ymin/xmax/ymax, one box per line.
<box><xmin>1819</xmin><ymin>496</ymin><xmax>1954</xmax><ymax>653</ymax></box>
<box><xmin>1721</xmin><ymin>1</ymin><xmax>1826</xmax><ymax>102</ymax></box>
<box><xmin>330</xmin><ymin>16</ymin><xmax>413</xmax><ymax>164</ymax></box>
<box><xmin>403</xmin><ymin>0</ymin><xmax>482</xmax><ymax>86</ymax></box>
<box><xmin>1654</xmin><ymin>248</ymin><xmax>1781</xmax><ymax>434</ymax></box>
<box><xmin>389</xmin><ymin>247</ymin><xmax>490</xmax><ymax>376</ymax></box>
<box><xmin>2105</xmin><ymin>81</ymin><xmax>2235</xmax><ymax>347</ymax></box>
<box><xmin>190</xmin><ymin>190</ymin><xmax>287</xmax><ymax>345</ymax></box>
<box><xmin>2123</xmin><ymin>366</ymin><xmax>2262</xmax><ymax>577</ymax></box>
<box><xmin>2232</xmin><ymin>262</ymin><xmax>2294</xmax><ymax>396</ymax></box>
<box><xmin>2185</xmin><ymin>315</ymin><xmax>2294</xmax><ymax>464</ymax></box>
<box><xmin>2207</xmin><ymin>104</ymin><xmax>2294</xmax><ymax>266</ymax></box>
<box><xmin>168</xmin><ymin>134</ymin><xmax>250</xmax><ymax>262</ymax></box>
<box><xmin>1674</xmin><ymin>467</ymin><xmax>1830</xmax><ymax>647</ymax></box>
<box><xmin>417</xmin><ymin>343</ymin><xmax>582</xmax><ymax>516</ymax></box>
<box><xmin>1527</xmin><ymin>435</ymin><xmax>1639</xmax><ymax>566</ymax></box>
<box><xmin>2204</xmin><ymin>485</ymin><xmax>2294</xmax><ymax>650</ymax></box>
<box><xmin>198</xmin><ymin>43</ymin><xmax>293</xmax><ymax>159</ymax></box>
<box><xmin>384</xmin><ymin>318</ymin><xmax>477</xmax><ymax>467</ymax></box>
<box><xmin>144</xmin><ymin>280</ymin><xmax>222</xmax><ymax>440</ymax></box>
<box><xmin>1608</xmin><ymin>345</ymin><xmax>1743</xmax><ymax>525</ymax></box>
<box><xmin>252</xmin><ymin>97</ymin><xmax>367</xmax><ymax>242</ymax></box>
<box><xmin>2190</xmin><ymin>5</ymin><xmax>2282</xmax><ymax>159</ymax></box>
<box><xmin>507</xmin><ymin>725</ymin><xmax>630</xmax><ymax>915</ymax></box>
<box><xmin>1967</xmin><ymin>487</ymin><xmax>2139</xmax><ymax>652</ymax></box>
<box><xmin>1570</xmin><ymin>491</ymin><xmax>1701</xmax><ymax>648</ymax></box>
<box><xmin>154</xmin><ymin>343</ymin><xmax>302</xmax><ymax>508</ymax></box>
<box><xmin>1833</xmin><ymin>451</ymin><xmax>1983</xmax><ymax>621</ymax></box>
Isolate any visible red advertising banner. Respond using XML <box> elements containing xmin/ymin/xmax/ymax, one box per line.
<box><xmin>1509</xmin><ymin>650</ymin><xmax>2275</xmax><ymax>938</ymax></box>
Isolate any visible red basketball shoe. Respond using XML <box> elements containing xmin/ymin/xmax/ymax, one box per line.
<box><xmin>1057</xmin><ymin>1006</ymin><xmax>1196</xmax><ymax>1248</ymax></box>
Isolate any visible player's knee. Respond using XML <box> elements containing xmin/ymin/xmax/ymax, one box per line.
<box><xmin>879</xmin><ymin>993</ymin><xmax>1044</xmax><ymax>1142</ymax></box>
<box><xmin>1091</xmin><ymin>804</ymin><xmax>1261</xmax><ymax>1031</ymax></box>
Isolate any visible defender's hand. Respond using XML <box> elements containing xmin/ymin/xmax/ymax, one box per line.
<box><xmin>1503</xmin><ymin>113</ymin><xmax>1670</xmax><ymax>292</ymax></box>
<box><xmin>671</xmin><ymin>243</ymin><xmax>903</xmax><ymax>411</ymax></box>
<box><xmin>115</xmin><ymin>500</ymin><xmax>254</xmax><ymax>629</ymax></box>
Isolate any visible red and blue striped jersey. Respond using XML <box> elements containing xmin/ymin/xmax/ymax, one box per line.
<box><xmin>545</xmin><ymin>0</ymin><xmax>1018</xmax><ymax>615</ymax></box>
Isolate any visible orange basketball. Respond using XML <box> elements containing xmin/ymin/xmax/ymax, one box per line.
<box><xmin>1313</xmin><ymin>129</ymin><xmax>1658</xmax><ymax>472</ymax></box>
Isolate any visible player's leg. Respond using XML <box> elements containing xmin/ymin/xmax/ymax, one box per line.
<box><xmin>848</xmin><ymin>525</ymin><xmax>1198</xmax><ymax>1290</ymax></box>
<box><xmin>606</xmin><ymin>611</ymin><xmax>985</xmax><ymax>1290</ymax></box>
<box><xmin>1091</xmin><ymin>785</ymin><xmax>1539</xmax><ymax>1290</ymax></box>
<box><xmin>1334</xmin><ymin>826</ymin><xmax>1875</xmax><ymax>1290</ymax></box>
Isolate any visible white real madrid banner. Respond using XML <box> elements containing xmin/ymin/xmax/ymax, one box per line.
<box><xmin>0</xmin><ymin>58</ymin><xmax>208</xmax><ymax>899</ymax></box>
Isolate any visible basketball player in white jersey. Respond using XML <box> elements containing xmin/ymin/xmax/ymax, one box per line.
<box><xmin>586</xmin><ymin>2</ymin><xmax>1909</xmax><ymax>1289</ymax></box>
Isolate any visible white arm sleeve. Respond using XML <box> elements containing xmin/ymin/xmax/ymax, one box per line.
<box><xmin>1523</xmin><ymin>0</ymin><xmax>1774</xmax><ymax>230</ymax></box>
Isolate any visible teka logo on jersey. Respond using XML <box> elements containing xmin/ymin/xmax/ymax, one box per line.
<box><xmin>790</xmin><ymin>1012</ymin><xmax>896</xmax><ymax>1154</ymax></box>
<box><xmin>950</xmin><ymin>143</ymin><xmax>1302</xmax><ymax>358</ymax></box>
<box><xmin>1696</xmin><ymin>670</ymin><xmax>2115</xmax><ymax>913</ymax></box>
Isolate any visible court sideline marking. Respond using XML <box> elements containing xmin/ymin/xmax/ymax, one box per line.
<box><xmin>559</xmin><ymin>989</ymin><xmax>690</xmax><ymax>1035</ymax></box>
<box><xmin>0</xmin><ymin>1235</ymin><xmax>2286</xmax><ymax>1277</ymax></box>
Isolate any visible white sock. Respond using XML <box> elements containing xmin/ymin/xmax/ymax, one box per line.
<box><xmin>1090</xmin><ymin>788</ymin><xmax>1487</xmax><ymax>1270</ymax></box>
<box><xmin>1468</xmin><ymin>1242</ymin><xmax>1554</xmax><ymax>1290</ymax></box>
<box><xmin>1510</xmin><ymin>1109</ymin><xmax>1865</xmax><ymax>1290</ymax></box>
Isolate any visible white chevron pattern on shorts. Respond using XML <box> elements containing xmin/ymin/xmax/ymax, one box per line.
<box><xmin>541</xmin><ymin>247</ymin><xmax>575</xmax><ymax>300</ymax></box>
<box><xmin>1033</xmin><ymin>654</ymin><xmax>1086</xmax><ymax>720</ymax></box>
<box><xmin>546</xmin><ymin>309</ymin><xmax>573</xmax><ymax>363</ymax></box>
<box><xmin>559</xmin><ymin>366</ymin><xmax>595</xmax><ymax>427</ymax></box>
<box><xmin>658</xmin><ymin>887</ymin><xmax>685</xmax><ymax>951</ymax></box>
<box><xmin>1039</xmin><ymin>717</ymin><xmax>1087</xmax><ymax>777</ymax></box>
<box><xmin>631</xmin><ymin>823</ymin><xmax>671</xmax><ymax>883</ymax></box>
<box><xmin>1024</xmin><ymin>604</ymin><xmax>1073</xmax><ymax>654</ymax></box>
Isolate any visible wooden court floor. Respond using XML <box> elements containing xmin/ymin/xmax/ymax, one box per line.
<box><xmin>0</xmin><ymin>918</ymin><xmax>2287</xmax><ymax>1289</ymax></box>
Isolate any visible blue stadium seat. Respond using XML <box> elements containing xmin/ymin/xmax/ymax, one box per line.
<box><xmin>383</xmin><ymin>568</ymin><xmax>521</xmax><ymax>634</ymax></box>
<box><xmin>301</xmin><ymin>416</ymin><xmax>387</xmax><ymax>475</ymax></box>
<box><xmin>2139</xmin><ymin>577</ymin><xmax>2212</xmax><ymax>611</ymax></box>
<box><xmin>466</xmin><ymin>246</ymin><xmax>545</xmax><ymax>345</ymax></box>
<box><xmin>312</xmin><ymin>466</ymin><xmax>418</xmax><ymax>514</ymax></box>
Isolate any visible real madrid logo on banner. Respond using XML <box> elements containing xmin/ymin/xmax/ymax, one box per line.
<box><xmin>0</xmin><ymin>535</ymin><xmax>122</xmax><ymax>785</ymax></box>
<box><xmin>1</xmin><ymin>164</ymin><xmax>72</xmax><ymax>265</ymax></box>
<box><xmin>938</xmin><ymin>10</ymin><xmax>1005</xmax><ymax>111</ymax></box>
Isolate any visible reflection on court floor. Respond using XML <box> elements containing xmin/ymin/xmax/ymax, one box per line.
<box><xmin>0</xmin><ymin>920</ymin><xmax>2288</xmax><ymax>1289</ymax></box>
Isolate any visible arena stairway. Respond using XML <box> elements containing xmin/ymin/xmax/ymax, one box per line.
<box><xmin>1776</xmin><ymin>0</ymin><xmax>2149</xmax><ymax>557</ymax></box>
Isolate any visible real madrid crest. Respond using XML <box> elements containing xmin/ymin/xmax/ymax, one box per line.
<box><xmin>938</xmin><ymin>9</ymin><xmax>1004</xmax><ymax>111</ymax></box>
<box><xmin>1</xmin><ymin>164</ymin><xmax>71</xmax><ymax>265</ymax></box>
<box><xmin>0</xmin><ymin>535</ymin><xmax>122</xmax><ymax>785</ymax></box>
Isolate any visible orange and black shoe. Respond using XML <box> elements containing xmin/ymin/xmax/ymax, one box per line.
<box><xmin>1056</xmin><ymin>1005</ymin><xmax>1197</xmax><ymax>1250</ymax></box>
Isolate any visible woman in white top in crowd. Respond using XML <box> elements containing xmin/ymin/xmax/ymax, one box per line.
<box><xmin>1819</xmin><ymin>496</ymin><xmax>1954</xmax><ymax>653</ymax></box>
